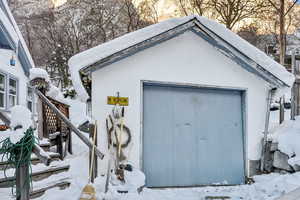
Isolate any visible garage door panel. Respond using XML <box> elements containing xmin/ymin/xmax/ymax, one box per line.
<box><xmin>143</xmin><ymin>84</ymin><xmax>245</xmax><ymax>187</ymax></box>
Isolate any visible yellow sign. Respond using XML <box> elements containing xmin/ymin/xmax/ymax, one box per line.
<box><xmin>107</xmin><ymin>96</ymin><xmax>129</xmax><ymax>106</ymax></box>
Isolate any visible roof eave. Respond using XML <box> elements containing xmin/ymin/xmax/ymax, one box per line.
<box><xmin>82</xmin><ymin>18</ymin><xmax>288</xmax><ymax>88</ymax></box>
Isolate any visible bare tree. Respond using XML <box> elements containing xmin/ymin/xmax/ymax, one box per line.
<box><xmin>176</xmin><ymin>0</ymin><xmax>209</xmax><ymax>16</ymax></box>
<box><xmin>175</xmin><ymin>0</ymin><xmax>266</xmax><ymax>30</ymax></box>
<box><xmin>266</xmin><ymin>0</ymin><xmax>298</xmax><ymax>65</ymax></box>
<box><xmin>12</xmin><ymin>0</ymin><xmax>147</xmax><ymax>89</ymax></box>
<box><xmin>209</xmin><ymin>0</ymin><xmax>266</xmax><ymax>30</ymax></box>
<box><xmin>137</xmin><ymin>0</ymin><xmax>160</xmax><ymax>23</ymax></box>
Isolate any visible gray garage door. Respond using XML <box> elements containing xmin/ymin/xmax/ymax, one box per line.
<box><xmin>143</xmin><ymin>84</ymin><xmax>245</xmax><ymax>187</ymax></box>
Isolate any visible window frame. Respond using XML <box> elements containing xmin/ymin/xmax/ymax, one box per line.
<box><xmin>0</xmin><ymin>70</ymin><xmax>19</xmax><ymax>111</ymax></box>
<box><xmin>0</xmin><ymin>72</ymin><xmax>6</xmax><ymax>109</ymax></box>
<box><xmin>26</xmin><ymin>86</ymin><xmax>34</xmax><ymax>113</ymax></box>
<box><xmin>8</xmin><ymin>77</ymin><xmax>18</xmax><ymax>108</ymax></box>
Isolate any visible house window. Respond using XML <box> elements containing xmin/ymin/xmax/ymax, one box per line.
<box><xmin>9</xmin><ymin>78</ymin><xmax>17</xmax><ymax>107</ymax></box>
<box><xmin>0</xmin><ymin>71</ymin><xmax>18</xmax><ymax>110</ymax></box>
<box><xmin>0</xmin><ymin>73</ymin><xmax>5</xmax><ymax>109</ymax></box>
<box><xmin>27</xmin><ymin>87</ymin><xmax>34</xmax><ymax>112</ymax></box>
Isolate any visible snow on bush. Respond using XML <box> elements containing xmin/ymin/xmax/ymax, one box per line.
<box><xmin>10</xmin><ymin>105</ymin><xmax>32</xmax><ymax>131</ymax></box>
<box><xmin>29</xmin><ymin>68</ymin><xmax>50</xmax><ymax>82</ymax></box>
<box><xmin>0</xmin><ymin>105</ymin><xmax>33</xmax><ymax>144</ymax></box>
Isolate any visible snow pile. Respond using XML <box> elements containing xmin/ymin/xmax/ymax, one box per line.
<box><xmin>68</xmin><ymin>98</ymin><xmax>89</xmax><ymax>127</ymax></box>
<box><xmin>46</xmin><ymin>84</ymin><xmax>60</xmax><ymax>98</ymax></box>
<box><xmin>29</xmin><ymin>68</ymin><xmax>69</xmax><ymax>105</ymax></box>
<box><xmin>29</xmin><ymin>68</ymin><xmax>50</xmax><ymax>82</ymax></box>
<box><xmin>0</xmin><ymin>105</ymin><xmax>32</xmax><ymax>144</ymax></box>
<box><xmin>109</xmin><ymin>166</ymin><xmax>145</xmax><ymax>193</ymax></box>
<box><xmin>272</xmin><ymin>116</ymin><xmax>300</xmax><ymax>166</ymax></box>
<box><xmin>10</xmin><ymin>105</ymin><xmax>32</xmax><ymax>131</ymax></box>
<box><xmin>69</xmin><ymin>15</ymin><xmax>294</xmax><ymax>102</ymax></box>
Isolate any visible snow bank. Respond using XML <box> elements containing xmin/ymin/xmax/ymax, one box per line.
<box><xmin>29</xmin><ymin>68</ymin><xmax>50</xmax><ymax>82</ymax></box>
<box><xmin>272</xmin><ymin>116</ymin><xmax>300</xmax><ymax>166</ymax></box>
<box><xmin>69</xmin><ymin>15</ymin><xmax>294</xmax><ymax>102</ymax></box>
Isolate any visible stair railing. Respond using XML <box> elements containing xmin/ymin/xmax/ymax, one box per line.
<box><xmin>34</xmin><ymin>88</ymin><xmax>105</xmax><ymax>160</ymax></box>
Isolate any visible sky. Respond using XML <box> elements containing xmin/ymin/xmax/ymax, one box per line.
<box><xmin>52</xmin><ymin>0</ymin><xmax>67</xmax><ymax>7</ymax></box>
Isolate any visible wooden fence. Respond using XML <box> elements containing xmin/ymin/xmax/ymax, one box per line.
<box><xmin>41</xmin><ymin>97</ymin><xmax>72</xmax><ymax>159</ymax></box>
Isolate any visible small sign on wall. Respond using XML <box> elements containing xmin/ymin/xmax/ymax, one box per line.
<box><xmin>107</xmin><ymin>96</ymin><xmax>129</xmax><ymax>106</ymax></box>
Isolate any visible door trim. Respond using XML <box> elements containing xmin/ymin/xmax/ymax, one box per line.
<box><xmin>140</xmin><ymin>80</ymin><xmax>248</xmax><ymax>186</ymax></box>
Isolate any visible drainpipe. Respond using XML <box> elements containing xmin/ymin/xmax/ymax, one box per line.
<box><xmin>291</xmin><ymin>49</ymin><xmax>296</xmax><ymax>120</ymax></box>
<box><xmin>260</xmin><ymin>88</ymin><xmax>273</xmax><ymax>172</ymax></box>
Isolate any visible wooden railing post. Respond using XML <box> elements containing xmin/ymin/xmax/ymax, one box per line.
<box><xmin>16</xmin><ymin>163</ymin><xmax>30</xmax><ymax>200</ymax></box>
<box><xmin>279</xmin><ymin>97</ymin><xmax>285</xmax><ymax>124</ymax></box>
<box><xmin>89</xmin><ymin>124</ymin><xmax>98</xmax><ymax>183</ymax></box>
<box><xmin>37</xmin><ymin>97</ymin><xmax>44</xmax><ymax>140</ymax></box>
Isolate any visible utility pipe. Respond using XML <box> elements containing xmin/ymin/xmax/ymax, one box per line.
<box><xmin>260</xmin><ymin>88</ymin><xmax>273</xmax><ymax>172</ymax></box>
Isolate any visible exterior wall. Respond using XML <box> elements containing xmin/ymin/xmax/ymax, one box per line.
<box><xmin>0</xmin><ymin>48</ymin><xmax>31</xmax><ymax>112</ymax></box>
<box><xmin>92</xmin><ymin>31</ymin><xmax>271</xmax><ymax>176</ymax></box>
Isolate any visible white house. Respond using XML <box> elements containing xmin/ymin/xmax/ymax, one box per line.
<box><xmin>69</xmin><ymin>16</ymin><xmax>294</xmax><ymax>187</ymax></box>
<box><xmin>0</xmin><ymin>0</ymin><xmax>35</xmax><ymax>113</ymax></box>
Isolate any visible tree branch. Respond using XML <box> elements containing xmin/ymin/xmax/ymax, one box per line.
<box><xmin>267</xmin><ymin>0</ymin><xmax>280</xmax><ymax>12</ymax></box>
<box><xmin>284</xmin><ymin>0</ymin><xmax>297</xmax><ymax>17</ymax></box>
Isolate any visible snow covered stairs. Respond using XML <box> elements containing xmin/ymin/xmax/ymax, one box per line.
<box><xmin>0</xmin><ymin>149</ymin><xmax>71</xmax><ymax>199</ymax></box>
<box><xmin>0</xmin><ymin>152</ymin><xmax>60</xmax><ymax>170</ymax></box>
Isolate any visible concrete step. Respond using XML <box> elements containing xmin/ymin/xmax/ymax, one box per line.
<box><xmin>0</xmin><ymin>165</ymin><xmax>70</xmax><ymax>188</ymax></box>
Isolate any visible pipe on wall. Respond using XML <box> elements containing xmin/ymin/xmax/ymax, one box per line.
<box><xmin>260</xmin><ymin>88</ymin><xmax>274</xmax><ymax>172</ymax></box>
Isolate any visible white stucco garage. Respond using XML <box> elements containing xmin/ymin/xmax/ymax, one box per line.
<box><xmin>69</xmin><ymin>16</ymin><xmax>294</xmax><ymax>187</ymax></box>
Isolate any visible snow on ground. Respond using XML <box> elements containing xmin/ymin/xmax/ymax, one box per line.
<box><xmin>40</xmin><ymin>171</ymin><xmax>300</xmax><ymax>200</ymax></box>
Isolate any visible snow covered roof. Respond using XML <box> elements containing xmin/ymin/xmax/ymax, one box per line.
<box><xmin>69</xmin><ymin>15</ymin><xmax>295</xmax><ymax>102</ymax></box>
<box><xmin>0</xmin><ymin>0</ymin><xmax>35</xmax><ymax>75</ymax></box>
